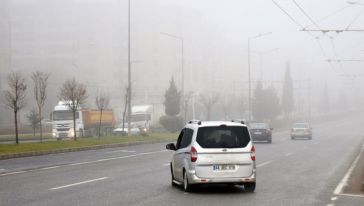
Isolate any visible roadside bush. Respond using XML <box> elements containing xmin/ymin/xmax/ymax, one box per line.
<box><xmin>159</xmin><ymin>115</ymin><xmax>184</xmax><ymax>133</ymax></box>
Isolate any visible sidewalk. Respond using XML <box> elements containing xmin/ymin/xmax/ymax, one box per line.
<box><xmin>343</xmin><ymin>142</ymin><xmax>364</xmax><ymax>195</ymax></box>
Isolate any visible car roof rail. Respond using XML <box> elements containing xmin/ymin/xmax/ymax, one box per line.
<box><xmin>231</xmin><ymin>120</ymin><xmax>245</xmax><ymax>124</ymax></box>
<box><xmin>188</xmin><ymin>120</ymin><xmax>202</xmax><ymax>125</ymax></box>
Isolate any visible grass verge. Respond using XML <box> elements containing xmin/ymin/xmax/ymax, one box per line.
<box><xmin>0</xmin><ymin>133</ymin><xmax>177</xmax><ymax>156</ymax></box>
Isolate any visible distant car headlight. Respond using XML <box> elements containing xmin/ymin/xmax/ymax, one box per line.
<box><xmin>52</xmin><ymin>132</ymin><xmax>56</xmax><ymax>137</ymax></box>
<box><xmin>143</xmin><ymin>128</ymin><xmax>147</xmax><ymax>132</ymax></box>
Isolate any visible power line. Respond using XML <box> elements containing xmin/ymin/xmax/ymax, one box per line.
<box><xmin>345</xmin><ymin>6</ymin><xmax>364</xmax><ymax>30</ymax></box>
<box><xmin>271</xmin><ymin>0</ymin><xmax>304</xmax><ymax>29</ymax></box>
<box><xmin>292</xmin><ymin>0</ymin><xmax>321</xmax><ymax>30</ymax></box>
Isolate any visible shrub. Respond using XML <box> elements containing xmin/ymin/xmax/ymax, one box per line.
<box><xmin>159</xmin><ymin>115</ymin><xmax>184</xmax><ymax>133</ymax></box>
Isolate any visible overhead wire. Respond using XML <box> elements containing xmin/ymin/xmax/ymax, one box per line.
<box><xmin>345</xmin><ymin>6</ymin><xmax>364</xmax><ymax>30</ymax></box>
<box><xmin>291</xmin><ymin>0</ymin><xmax>321</xmax><ymax>30</ymax></box>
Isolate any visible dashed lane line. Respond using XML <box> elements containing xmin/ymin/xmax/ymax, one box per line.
<box><xmin>256</xmin><ymin>161</ymin><xmax>272</xmax><ymax>168</ymax></box>
<box><xmin>330</xmin><ymin>196</ymin><xmax>338</xmax><ymax>201</ymax></box>
<box><xmin>284</xmin><ymin>152</ymin><xmax>293</xmax><ymax>157</ymax></box>
<box><xmin>49</xmin><ymin>177</ymin><xmax>109</xmax><ymax>191</ymax></box>
<box><xmin>0</xmin><ymin>150</ymin><xmax>168</xmax><ymax>177</ymax></box>
<box><xmin>0</xmin><ymin>171</ymin><xmax>26</xmax><ymax>177</ymax></box>
<box><xmin>41</xmin><ymin>166</ymin><xmax>60</xmax><ymax>170</ymax></box>
<box><xmin>105</xmin><ymin>150</ymin><xmax>136</xmax><ymax>154</ymax></box>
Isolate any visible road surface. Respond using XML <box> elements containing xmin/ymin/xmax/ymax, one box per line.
<box><xmin>0</xmin><ymin>115</ymin><xmax>363</xmax><ymax>206</ymax></box>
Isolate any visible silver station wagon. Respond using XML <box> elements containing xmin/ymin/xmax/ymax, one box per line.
<box><xmin>166</xmin><ymin>121</ymin><xmax>256</xmax><ymax>192</ymax></box>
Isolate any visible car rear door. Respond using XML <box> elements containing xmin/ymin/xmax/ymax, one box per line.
<box><xmin>194</xmin><ymin>125</ymin><xmax>254</xmax><ymax>178</ymax></box>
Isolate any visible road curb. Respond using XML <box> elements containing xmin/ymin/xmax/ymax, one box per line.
<box><xmin>0</xmin><ymin>139</ymin><xmax>170</xmax><ymax>160</ymax></box>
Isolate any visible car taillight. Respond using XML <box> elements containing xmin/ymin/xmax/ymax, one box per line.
<box><xmin>251</xmin><ymin>145</ymin><xmax>256</xmax><ymax>161</ymax></box>
<box><xmin>190</xmin><ymin>146</ymin><xmax>197</xmax><ymax>162</ymax></box>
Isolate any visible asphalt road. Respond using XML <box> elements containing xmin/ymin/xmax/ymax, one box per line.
<box><xmin>1</xmin><ymin>115</ymin><xmax>364</xmax><ymax>206</ymax></box>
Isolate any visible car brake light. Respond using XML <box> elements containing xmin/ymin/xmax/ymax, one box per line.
<box><xmin>251</xmin><ymin>145</ymin><xmax>256</xmax><ymax>161</ymax></box>
<box><xmin>190</xmin><ymin>146</ymin><xmax>197</xmax><ymax>162</ymax></box>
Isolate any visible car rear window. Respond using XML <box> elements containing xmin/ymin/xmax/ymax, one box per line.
<box><xmin>196</xmin><ymin>126</ymin><xmax>250</xmax><ymax>148</ymax></box>
<box><xmin>250</xmin><ymin>123</ymin><xmax>268</xmax><ymax>129</ymax></box>
<box><xmin>293</xmin><ymin>123</ymin><xmax>309</xmax><ymax>128</ymax></box>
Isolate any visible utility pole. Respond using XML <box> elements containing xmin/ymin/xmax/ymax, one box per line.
<box><xmin>247</xmin><ymin>32</ymin><xmax>272</xmax><ymax>121</ymax></box>
<box><xmin>127</xmin><ymin>0</ymin><xmax>132</xmax><ymax>136</ymax></box>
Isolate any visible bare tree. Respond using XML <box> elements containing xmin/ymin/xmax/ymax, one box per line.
<box><xmin>2</xmin><ymin>71</ymin><xmax>27</xmax><ymax>144</ymax></box>
<box><xmin>58</xmin><ymin>78</ymin><xmax>87</xmax><ymax>141</ymax></box>
<box><xmin>200</xmin><ymin>92</ymin><xmax>219</xmax><ymax>120</ymax></box>
<box><xmin>95</xmin><ymin>92</ymin><xmax>110</xmax><ymax>138</ymax></box>
<box><xmin>26</xmin><ymin>108</ymin><xmax>40</xmax><ymax>137</ymax></box>
<box><xmin>31</xmin><ymin>71</ymin><xmax>49</xmax><ymax>142</ymax></box>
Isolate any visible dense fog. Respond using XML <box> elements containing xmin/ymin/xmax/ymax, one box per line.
<box><xmin>0</xmin><ymin>0</ymin><xmax>363</xmax><ymax>129</ymax></box>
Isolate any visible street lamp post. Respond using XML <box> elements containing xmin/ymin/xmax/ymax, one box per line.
<box><xmin>160</xmin><ymin>32</ymin><xmax>185</xmax><ymax>121</ymax></box>
<box><xmin>247</xmin><ymin>32</ymin><xmax>272</xmax><ymax>121</ymax></box>
<box><xmin>127</xmin><ymin>0</ymin><xmax>132</xmax><ymax>136</ymax></box>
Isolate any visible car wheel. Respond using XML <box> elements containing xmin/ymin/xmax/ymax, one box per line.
<box><xmin>291</xmin><ymin>136</ymin><xmax>295</xmax><ymax>140</ymax></box>
<box><xmin>170</xmin><ymin>163</ymin><xmax>177</xmax><ymax>187</ymax></box>
<box><xmin>267</xmin><ymin>138</ymin><xmax>272</xmax><ymax>143</ymax></box>
<box><xmin>244</xmin><ymin>182</ymin><xmax>256</xmax><ymax>192</ymax></box>
<box><xmin>183</xmin><ymin>170</ymin><xmax>193</xmax><ymax>192</ymax></box>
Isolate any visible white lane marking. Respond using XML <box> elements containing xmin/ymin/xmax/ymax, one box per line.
<box><xmin>284</xmin><ymin>152</ymin><xmax>293</xmax><ymax>157</ymax></box>
<box><xmin>163</xmin><ymin>163</ymin><xmax>170</xmax><ymax>167</ymax></box>
<box><xmin>334</xmin><ymin>144</ymin><xmax>364</xmax><ymax>195</ymax></box>
<box><xmin>105</xmin><ymin>150</ymin><xmax>136</xmax><ymax>154</ymax></box>
<box><xmin>327</xmin><ymin>204</ymin><xmax>334</xmax><ymax>206</ymax></box>
<box><xmin>41</xmin><ymin>166</ymin><xmax>60</xmax><ymax>170</ymax></box>
<box><xmin>330</xmin><ymin>196</ymin><xmax>338</xmax><ymax>201</ymax></box>
<box><xmin>0</xmin><ymin>150</ymin><xmax>168</xmax><ymax>178</ymax></box>
<box><xmin>49</xmin><ymin>177</ymin><xmax>109</xmax><ymax>191</ymax></box>
<box><xmin>256</xmin><ymin>161</ymin><xmax>272</xmax><ymax>168</ymax></box>
<box><xmin>0</xmin><ymin>171</ymin><xmax>26</xmax><ymax>177</ymax></box>
<box><xmin>335</xmin><ymin>193</ymin><xmax>364</xmax><ymax>198</ymax></box>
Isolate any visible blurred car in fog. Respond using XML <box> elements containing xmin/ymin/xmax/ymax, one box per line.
<box><xmin>113</xmin><ymin>124</ymin><xmax>140</xmax><ymax>136</ymax></box>
<box><xmin>249</xmin><ymin>122</ymin><xmax>273</xmax><ymax>143</ymax></box>
<box><xmin>291</xmin><ymin>123</ymin><xmax>312</xmax><ymax>140</ymax></box>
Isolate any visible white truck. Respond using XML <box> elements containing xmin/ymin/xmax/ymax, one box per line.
<box><xmin>113</xmin><ymin>105</ymin><xmax>153</xmax><ymax>135</ymax></box>
<box><xmin>51</xmin><ymin>101</ymin><xmax>115</xmax><ymax>139</ymax></box>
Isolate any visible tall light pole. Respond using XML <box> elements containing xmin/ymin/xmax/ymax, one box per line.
<box><xmin>160</xmin><ymin>32</ymin><xmax>185</xmax><ymax>121</ymax></box>
<box><xmin>127</xmin><ymin>0</ymin><xmax>132</xmax><ymax>135</ymax></box>
<box><xmin>248</xmin><ymin>32</ymin><xmax>272</xmax><ymax>121</ymax></box>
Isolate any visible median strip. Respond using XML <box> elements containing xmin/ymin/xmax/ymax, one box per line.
<box><xmin>49</xmin><ymin>177</ymin><xmax>109</xmax><ymax>190</ymax></box>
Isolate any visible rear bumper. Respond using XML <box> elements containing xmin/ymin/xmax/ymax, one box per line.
<box><xmin>186</xmin><ymin>168</ymin><xmax>256</xmax><ymax>185</ymax></box>
<box><xmin>291</xmin><ymin>134</ymin><xmax>311</xmax><ymax>138</ymax></box>
<box><xmin>251</xmin><ymin>135</ymin><xmax>271</xmax><ymax>141</ymax></box>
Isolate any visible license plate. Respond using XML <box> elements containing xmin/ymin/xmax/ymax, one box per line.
<box><xmin>213</xmin><ymin>165</ymin><xmax>236</xmax><ymax>171</ymax></box>
<box><xmin>254</xmin><ymin>132</ymin><xmax>262</xmax><ymax>135</ymax></box>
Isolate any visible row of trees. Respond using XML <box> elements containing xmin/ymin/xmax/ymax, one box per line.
<box><xmin>1</xmin><ymin>71</ymin><xmax>109</xmax><ymax>144</ymax></box>
<box><xmin>159</xmin><ymin>64</ymin><xmax>296</xmax><ymax>132</ymax></box>
<box><xmin>2</xmin><ymin>71</ymin><xmax>48</xmax><ymax>144</ymax></box>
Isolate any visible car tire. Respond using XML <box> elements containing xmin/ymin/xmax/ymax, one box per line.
<box><xmin>267</xmin><ymin>138</ymin><xmax>272</xmax><ymax>143</ymax></box>
<box><xmin>291</xmin><ymin>136</ymin><xmax>295</xmax><ymax>140</ymax></box>
<box><xmin>183</xmin><ymin>170</ymin><xmax>193</xmax><ymax>192</ymax></box>
<box><xmin>244</xmin><ymin>182</ymin><xmax>256</xmax><ymax>192</ymax></box>
<box><xmin>170</xmin><ymin>163</ymin><xmax>177</xmax><ymax>187</ymax></box>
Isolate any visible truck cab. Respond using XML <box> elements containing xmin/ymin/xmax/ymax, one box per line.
<box><xmin>51</xmin><ymin>101</ymin><xmax>84</xmax><ymax>139</ymax></box>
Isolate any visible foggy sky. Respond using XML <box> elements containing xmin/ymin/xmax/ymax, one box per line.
<box><xmin>0</xmin><ymin>0</ymin><xmax>363</xmax><ymax>124</ymax></box>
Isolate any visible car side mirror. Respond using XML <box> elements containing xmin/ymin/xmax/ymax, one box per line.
<box><xmin>166</xmin><ymin>143</ymin><xmax>177</xmax><ymax>151</ymax></box>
